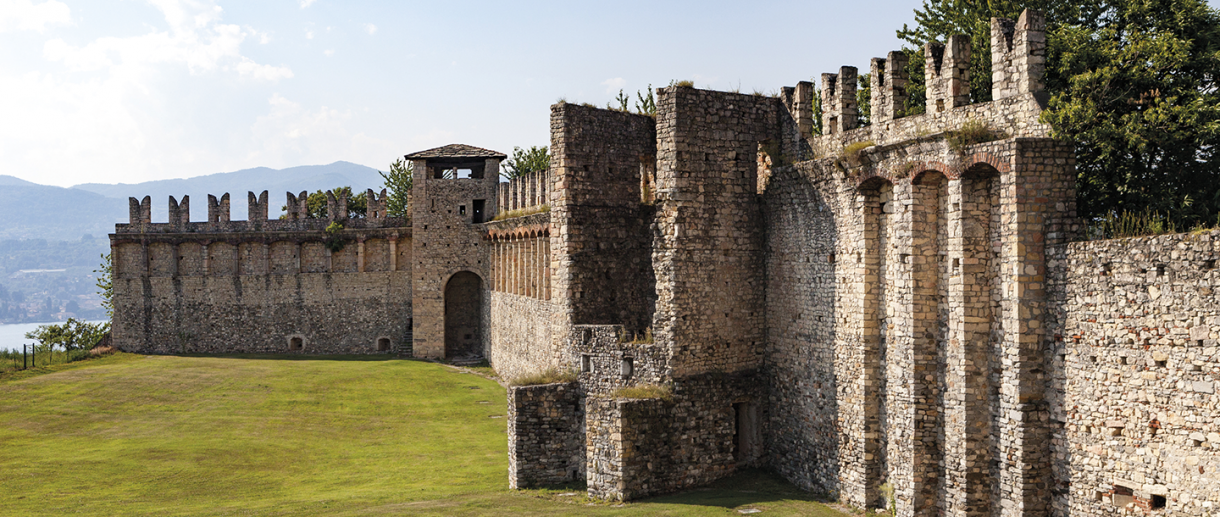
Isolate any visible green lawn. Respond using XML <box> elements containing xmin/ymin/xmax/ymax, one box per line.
<box><xmin>0</xmin><ymin>354</ymin><xmax>840</xmax><ymax>516</ymax></box>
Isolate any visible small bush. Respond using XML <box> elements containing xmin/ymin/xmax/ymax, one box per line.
<box><xmin>618</xmin><ymin>327</ymin><xmax>653</xmax><ymax>344</ymax></box>
<box><xmin>509</xmin><ymin>368</ymin><xmax>577</xmax><ymax>386</ymax></box>
<box><xmin>323</xmin><ymin>222</ymin><xmax>346</xmax><ymax>252</ymax></box>
<box><xmin>90</xmin><ymin>346</ymin><xmax>117</xmax><ymax>356</ymax></box>
<box><xmin>946</xmin><ymin>119</ymin><xmax>1001</xmax><ymax>153</ymax></box>
<box><xmin>671</xmin><ymin>80</ymin><xmax>694</xmax><ymax>88</ymax></box>
<box><xmin>1087</xmin><ymin>209</ymin><xmax>1179</xmax><ymax>240</ymax></box>
<box><xmin>491</xmin><ymin>204</ymin><xmax>550</xmax><ymax>221</ymax></box>
<box><xmin>612</xmin><ymin>384</ymin><xmax>672</xmax><ymax>401</ymax></box>
<box><xmin>841</xmin><ymin>140</ymin><xmax>876</xmax><ymax>169</ymax></box>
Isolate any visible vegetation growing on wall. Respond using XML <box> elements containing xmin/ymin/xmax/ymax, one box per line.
<box><xmin>611</xmin><ymin>384</ymin><xmax>673</xmax><ymax>401</ymax></box>
<box><xmin>509</xmin><ymin>368</ymin><xmax>578</xmax><ymax>386</ymax></box>
<box><xmin>323</xmin><ymin>222</ymin><xmax>346</xmax><ymax>252</ymax></box>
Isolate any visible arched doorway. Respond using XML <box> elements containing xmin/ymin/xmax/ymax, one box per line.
<box><xmin>444</xmin><ymin>271</ymin><xmax>483</xmax><ymax>360</ymax></box>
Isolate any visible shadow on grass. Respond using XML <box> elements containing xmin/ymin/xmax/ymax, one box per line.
<box><xmin>173</xmin><ymin>353</ymin><xmax>415</xmax><ymax>362</ymax></box>
<box><xmin>525</xmin><ymin>468</ymin><xmax>835</xmax><ymax>514</ymax></box>
<box><xmin>637</xmin><ymin>468</ymin><xmax>832</xmax><ymax>509</ymax></box>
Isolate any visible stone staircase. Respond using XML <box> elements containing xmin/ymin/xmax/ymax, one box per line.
<box><xmin>396</xmin><ymin>332</ymin><xmax>413</xmax><ymax>358</ymax></box>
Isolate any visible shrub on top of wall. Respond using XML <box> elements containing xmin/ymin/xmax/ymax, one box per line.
<box><xmin>946</xmin><ymin>119</ymin><xmax>1002</xmax><ymax>154</ymax></box>
<box><xmin>509</xmin><ymin>368</ymin><xmax>578</xmax><ymax>387</ymax></box>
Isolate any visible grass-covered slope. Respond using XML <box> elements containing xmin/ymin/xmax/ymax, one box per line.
<box><xmin>0</xmin><ymin>355</ymin><xmax>838</xmax><ymax>516</ymax></box>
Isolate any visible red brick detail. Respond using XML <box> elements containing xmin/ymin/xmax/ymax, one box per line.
<box><xmin>964</xmin><ymin>151</ymin><xmax>1012</xmax><ymax>174</ymax></box>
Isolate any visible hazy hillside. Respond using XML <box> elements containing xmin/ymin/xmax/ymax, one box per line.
<box><xmin>0</xmin><ymin>162</ymin><xmax>387</xmax><ymax>323</ymax></box>
<box><xmin>73</xmin><ymin>161</ymin><xmax>387</xmax><ymax>223</ymax></box>
<box><xmin>0</xmin><ymin>184</ymin><xmax>125</xmax><ymax>241</ymax></box>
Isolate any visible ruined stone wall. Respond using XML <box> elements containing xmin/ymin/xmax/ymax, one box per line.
<box><xmin>549</xmin><ymin>104</ymin><xmax>657</xmax><ymax>339</ymax></box>
<box><xmin>1055</xmin><ymin>231</ymin><xmax>1220</xmax><ymax>515</ymax></box>
<box><xmin>507</xmin><ymin>382</ymin><xmax>584</xmax><ymax>489</ymax></box>
<box><xmin>762</xmin><ymin>136</ymin><xmax>1076</xmax><ymax>514</ymax></box>
<box><xmin>653</xmin><ymin>87</ymin><xmax>781</xmax><ymax>377</ymax></box>
<box><xmin>111</xmin><ymin>193</ymin><xmax>413</xmax><ymax>354</ymax></box>
<box><xmin>585</xmin><ymin>372</ymin><xmax>764</xmax><ymax>501</ymax></box>
<box><xmin>570</xmin><ymin>324</ymin><xmax>668</xmax><ymax>394</ymax></box>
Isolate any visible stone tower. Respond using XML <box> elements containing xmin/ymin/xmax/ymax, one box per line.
<box><xmin>407</xmin><ymin>144</ymin><xmax>504</xmax><ymax>360</ymax></box>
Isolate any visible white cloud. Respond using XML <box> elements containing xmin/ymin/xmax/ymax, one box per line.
<box><xmin>299</xmin><ymin>0</ymin><xmax>316</xmax><ymax>8</ymax></box>
<box><xmin>232</xmin><ymin>57</ymin><xmax>293</xmax><ymax>81</ymax></box>
<box><xmin>323</xmin><ymin>49</ymin><xmax>334</xmax><ymax>57</ymax></box>
<box><xmin>0</xmin><ymin>0</ymin><xmax>71</xmax><ymax>32</ymax></box>
<box><xmin>0</xmin><ymin>0</ymin><xmax>295</xmax><ymax>186</ymax></box>
<box><xmin>305</xmin><ymin>29</ymin><xmax>314</xmax><ymax>39</ymax></box>
<box><xmin>601</xmin><ymin>77</ymin><xmax>626</xmax><ymax>94</ymax></box>
<box><xmin>246</xmin><ymin>26</ymin><xmax>271</xmax><ymax>44</ymax></box>
<box><xmin>364</xmin><ymin>23</ymin><xmax>376</xmax><ymax>35</ymax></box>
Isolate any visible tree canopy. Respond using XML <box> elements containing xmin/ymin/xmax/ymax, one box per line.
<box><xmin>26</xmin><ymin>318</ymin><xmax>110</xmax><ymax>351</ymax></box>
<box><xmin>379</xmin><ymin>158</ymin><xmax>412</xmax><ymax>218</ymax></box>
<box><xmin>281</xmin><ymin>187</ymin><xmax>367</xmax><ymax>219</ymax></box>
<box><xmin>501</xmin><ymin>146</ymin><xmax>550</xmax><ymax>180</ymax></box>
<box><xmin>898</xmin><ymin>0</ymin><xmax>1220</xmax><ymax>227</ymax></box>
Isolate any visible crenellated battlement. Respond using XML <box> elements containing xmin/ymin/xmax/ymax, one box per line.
<box><xmin>496</xmin><ymin>169</ymin><xmax>550</xmax><ymax>217</ymax></box>
<box><xmin>781</xmin><ymin>9</ymin><xmax>1049</xmax><ymax>159</ymax></box>
<box><xmin>117</xmin><ymin>190</ymin><xmax>408</xmax><ymax>235</ymax></box>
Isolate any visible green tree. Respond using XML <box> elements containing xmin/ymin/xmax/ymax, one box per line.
<box><xmin>811</xmin><ymin>87</ymin><xmax>823</xmax><ymax>135</ymax></box>
<box><xmin>636</xmin><ymin>85</ymin><xmax>656</xmax><ymax>116</ymax></box>
<box><xmin>378</xmin><ymin>158</ymin><xmax>413</xmax><ymax>218</ymax></box>
<box><xmin>26</xmin><ymin>318</ymin><xmax>110</xmax><ymax>352</ymax></box>
<box><xmin>897</xmin><ymin>0</ymin><xmax>1220</xmax><ymax>226</ymax></box>
<box><xmin>609</xmin><ymin>89</ymin><xmax>630</xmax><ymax>111</ymax></box>
<box><xmin>501</xmin><ymin>146</ymin><xmax>550</xmax><ymax>180</ymax></box>
<box><xmin>1043</xmin><ymin>0</ymin><xmax>1220</xmax><ymax>226</ymax></box>
<box><xmin>857</xmin><ymin>73</ymin><xmax>872</xmax><ymax>126</ymax></box>
<box><xmin>282</xmin><ymin>187</ymin><xmax>367</xmax><ymax>219</ymax></box>
<box><xmin>95</xmin><ymin>252</ymin><xmax>112</xmax><ymax>319</ymax></box>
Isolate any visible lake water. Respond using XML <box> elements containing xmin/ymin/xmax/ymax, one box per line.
<box><xmin>0</xmin><ymin>321</ymin><xmax>108</xmax><ymax>351</ymax></box>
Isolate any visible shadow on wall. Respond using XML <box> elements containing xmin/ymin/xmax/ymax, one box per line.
<box><xmin>759</xmin><ymin>161</ymin><xmax>843</xmax><ymax>496</ymax></box>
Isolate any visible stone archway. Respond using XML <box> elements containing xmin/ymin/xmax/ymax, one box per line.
<box><xmin>444</xmin><ymin>271</ymin><xmax>483</xmax><ymax>360</ymax></box>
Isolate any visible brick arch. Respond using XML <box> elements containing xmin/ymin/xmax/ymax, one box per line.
<box><xmin>964</xmin><ymin>152</ymin><xmax>1011</xmax><ymax>175</ymax></box>
<box><xmin>857</xmin><ymin>174</ymin><xmax>894</xmax><ymax>193</ymax></box>
<box><xmin>907</xmin><ymin>161</ymin><xmax>955</xmax><ymax>181</ymax></box>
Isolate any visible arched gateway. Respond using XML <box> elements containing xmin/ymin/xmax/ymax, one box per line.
<box><xmin>443</xmin><ymin>271</ymin><xmax>483</xmax><ymax>360</ymax></box>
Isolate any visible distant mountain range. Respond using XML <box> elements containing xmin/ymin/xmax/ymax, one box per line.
<box><xmin>0</xmin><ymin>162</ymin><xmax>386</xmax><ymax>241</ymax></box>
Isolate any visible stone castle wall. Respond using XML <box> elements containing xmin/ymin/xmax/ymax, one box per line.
<box><xmin>1053</xmin><ymin>231</ymin><xmax>1220</xmax><ymax>515</ymax></box>
<box><xmin>585</xmin><ymin>372</ymin><xmax>763</xmax><ymax>501</ymax></box>
<box><xmin>112</xmin><ymin>191</ymin><xmax>413</xmax><ymax>354</ymax></box>
<box><xmin>486</xmin><ymin>212</ymin><xmax>559</xmax><ymax>380</ymax></box>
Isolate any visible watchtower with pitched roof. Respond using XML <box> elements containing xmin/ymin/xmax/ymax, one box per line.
<box><xmin>405</xmin><ymin>144</ymin><xmax>505</xmax><ymax>360</ymax></box>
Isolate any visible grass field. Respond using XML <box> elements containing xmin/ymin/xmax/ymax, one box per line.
<box><xmin>0</xmin><ymin>354</ymin><xmax>841</xmax><ymax>516</ymax></box>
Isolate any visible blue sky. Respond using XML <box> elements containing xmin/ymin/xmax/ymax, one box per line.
<box><xmin>0</xmin><ymin>1</ymin><xmax>1075</xmax><ymax>186</ymax></box>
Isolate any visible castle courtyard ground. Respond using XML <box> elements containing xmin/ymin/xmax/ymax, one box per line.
<box><xmin>0</xmin><ymin>354</ymin><xmax>842</xmax><ymax>516</ymax></box>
